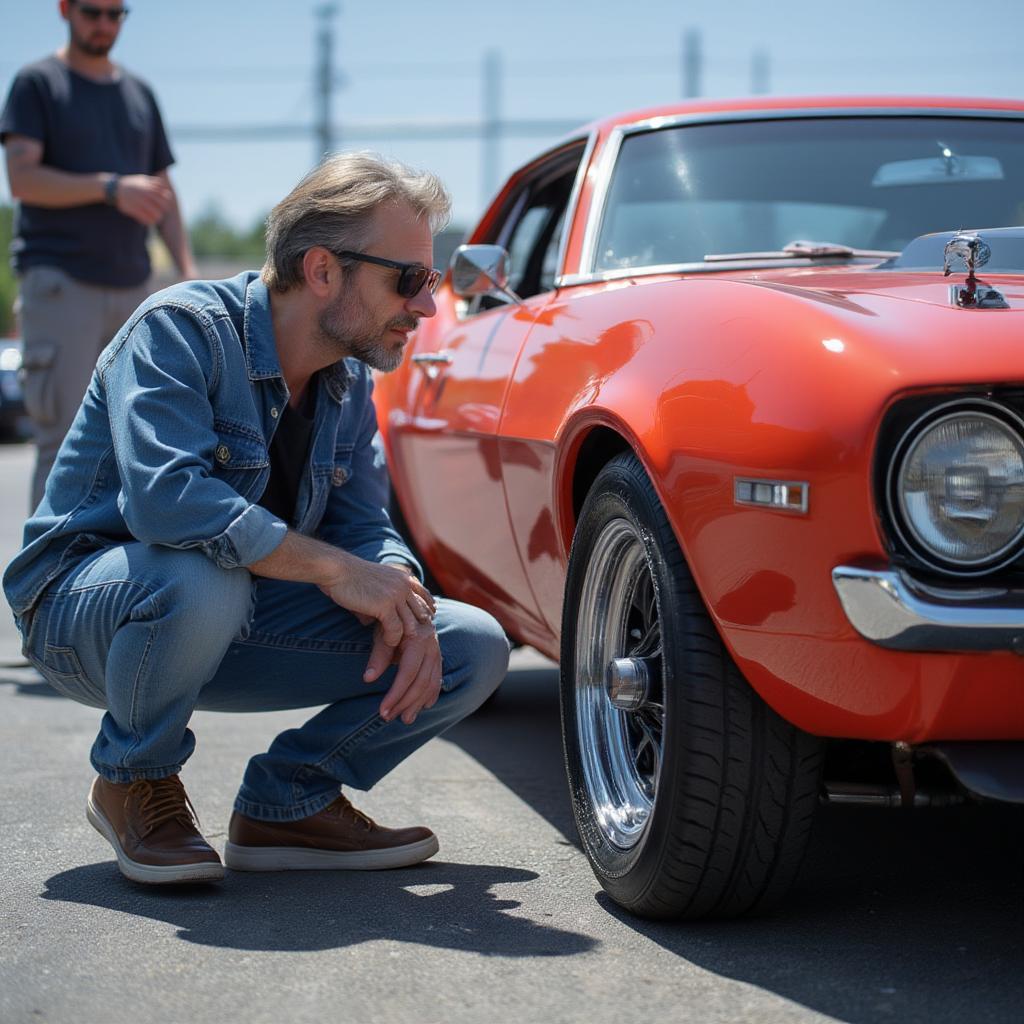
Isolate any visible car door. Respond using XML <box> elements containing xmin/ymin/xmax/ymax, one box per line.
<box><xmin>391</xmin><ymin>142</ymin><xmax>586</xmax><ymax>643</ymax></box>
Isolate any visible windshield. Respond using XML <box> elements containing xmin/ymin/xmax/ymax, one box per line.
<box><xmin>593</xmin><ymin>116</ymin><xmax>1024</xmax><ymax>272</ymax></box>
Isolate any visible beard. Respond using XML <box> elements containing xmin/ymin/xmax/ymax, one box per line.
<box><xmin>317</xmin><ymin>292</ymin><xmax>417</xmax><ymax>373</ymax></box>
<box><xmin>78</xmin><ymin>38</ymin><xmax>114</xmax><ymax>56</ymax></box>
<box><xmin>70</xmin><ymin>27</ymin><xmax>115</xmax><ymax>57</ymax></box>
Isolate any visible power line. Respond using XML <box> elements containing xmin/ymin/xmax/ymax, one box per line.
<box><xmin>171</xmin><ymin>118</ymin><xmax>587</xmax><ymax>143</ymax></box>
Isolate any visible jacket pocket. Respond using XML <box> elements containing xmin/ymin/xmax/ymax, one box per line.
<box><xmin>211</xmin><ymin>421</ymin><xmax>270</xmax><ymax>500</ymax></box>
<box><xmin>331</xmin><ymin>444</ymin><xmax>354</xmax><ymax>488</ymax></box>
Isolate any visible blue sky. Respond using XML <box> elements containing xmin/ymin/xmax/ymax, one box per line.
<box><xmin>2</xmin><ymin>0</ymin><xmax>1022</xmax><ymax>232</ymax></box>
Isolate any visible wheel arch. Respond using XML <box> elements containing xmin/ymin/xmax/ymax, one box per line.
<box><xmin>555</xmin><ymin>411</ymin><xmax>643</xmax><ymax>558</ymax></box>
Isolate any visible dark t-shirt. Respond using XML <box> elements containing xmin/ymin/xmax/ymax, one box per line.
<box><xmin>0</xmin><ymin>56</ymin><xmax>174</xmax><ymax>287</ymax></box>
<box><xmin>257</xmin><ymin>388</ymin><xmax>317</xmax><ymax>526</ymax></box>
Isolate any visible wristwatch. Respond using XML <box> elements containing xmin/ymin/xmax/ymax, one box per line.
<box><xmin>103</xmin><ymin>173</ymin><xmax>119</xmax><ymax>206</ymax></box>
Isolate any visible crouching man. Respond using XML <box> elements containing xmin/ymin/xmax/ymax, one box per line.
<box><xmin>3</xmin><ymin>153</ymin><xmax>510</xmax><ymax>884</ymax></box>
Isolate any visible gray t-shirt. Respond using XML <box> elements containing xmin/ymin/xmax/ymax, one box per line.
<box><xmin>0</xmin><ymin>55</ymin><xmax>174</xmax><ymax>287</ymax></box>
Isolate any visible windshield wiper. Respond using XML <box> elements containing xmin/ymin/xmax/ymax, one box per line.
<box><xmin>703</xmin><ymin>240</ymin><xmax>899</xmax><ymax>262</ymax></box>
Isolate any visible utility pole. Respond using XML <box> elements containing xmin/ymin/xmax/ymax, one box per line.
<box><xmin>481</xmin><ymin>49</ymin><xmax>502</xmax><ymax>209</ymax></box>
<box><xmin>751</xmin><ymin>47</ymin><xmax>771</xmax><ymax>94</ymax></box>
<box><xmin>681</xmin><ymin>28</ymin><xmax>702</xmax><ymax>99</ymax></box>
<box><xmin>314</xmin><ymin>4</ymin><xmax>339</xmax><ymax>164</ymax></box>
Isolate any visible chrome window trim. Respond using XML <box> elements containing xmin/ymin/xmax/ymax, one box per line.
<box><xmin>578</xmin><ymin>125</ymin><xmax>627</xmax><ymax>279</ymax></box>
<box><xmin>552</xmin><ymin>129</ymin><xmax>598</xmax><ymax>288</ymax></box>
<box><xmin>552</xmin><ymin>130</ymin><xmax>598</xmax><ymax>288</ymax></box>
<box><xmin>575</xmin><ymin>106</ymin><xmax>1024</xmax><ymax>285</ymax></box>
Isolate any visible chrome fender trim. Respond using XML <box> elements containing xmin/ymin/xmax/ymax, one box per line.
<box><xmin>832</xmin><ymin>565</ymin><xmax>1024</xmax><ymax>652</ymax></box>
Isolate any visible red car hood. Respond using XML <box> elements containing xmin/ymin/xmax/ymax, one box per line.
<box><xmin>735</xmin><ymin>265</ymin><xmax>1024</xmax><ymax>314</ymax></box>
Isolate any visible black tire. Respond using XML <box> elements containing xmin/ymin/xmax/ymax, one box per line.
<box><xmin>560</xmin><ymin>453</ymin><xmax>824</xmax><ymax>920</ymax></box>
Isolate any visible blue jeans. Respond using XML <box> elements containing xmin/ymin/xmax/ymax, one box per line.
<box><xmin>21</xmin><ymin>543</ymin><xmax>510</xmax><ymax>821</ymax></box>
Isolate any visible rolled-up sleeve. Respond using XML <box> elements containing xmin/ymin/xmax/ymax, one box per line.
<box><xmin>101</xmin><ymin>306</ymin><xmax>287</xmax><ymax>568</ymax></box>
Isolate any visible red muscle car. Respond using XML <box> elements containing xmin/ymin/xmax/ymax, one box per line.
<box><xmin>375</xmin><ymin>96</ymin><xmax>1024</xmax><ymax>919</ymax></box>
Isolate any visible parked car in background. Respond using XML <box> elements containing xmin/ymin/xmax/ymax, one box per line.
<box><xmin>374</xmin><ymin>96</ymin><xmax>1024</xmax><ymax>920</ymax></box>
<box><xmin>0</xmin><ymin>339</ymin><xmax>27</xmax><ymax>441</ymax></box>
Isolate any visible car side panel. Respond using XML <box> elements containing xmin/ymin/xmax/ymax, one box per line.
<box><xmin>379</xmin><ymin>294</ymin><xmax>555</xmax><ymax>645</ymax></box>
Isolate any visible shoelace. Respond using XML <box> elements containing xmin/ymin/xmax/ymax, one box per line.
<box><xmin>125</xmin><ymin>777</ymin><xmax>201</xmax><ymax>838</ymax></box>
<box><xmin>331</xmin><ymin>794</ymin><xmax>375</xmax><ymax>832</ymax></box>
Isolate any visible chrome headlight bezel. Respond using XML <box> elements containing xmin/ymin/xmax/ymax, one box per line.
<box><xmin>885</xmin><ymin>397</ymin><xmax>1024</xmax><ymax>577</ymax></box>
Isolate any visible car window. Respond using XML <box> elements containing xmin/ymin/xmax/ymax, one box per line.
<box><xmin>507</xmin><ymin>206</ymin><xmax>553</xmax><ymax>294</ymax></box>
<box><xmin>594</xmin><ymin>117</ymin><xmax>1024</xmax><ymax>270</ymax></box>
<box><xmin>474</xmin><ymin>145</ymin><xmax>584</xmax><ymax>310</ymax></box>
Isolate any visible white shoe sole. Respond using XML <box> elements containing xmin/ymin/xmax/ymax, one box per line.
<box><xmin>223</xmin><ymin>834</ymin><xmax>439</xmax><ymax>871</ymax></box>
<box><xmin>86</xmin><ymin>796</ymin><xmax>225</xmax><ymax>885</ymax></box>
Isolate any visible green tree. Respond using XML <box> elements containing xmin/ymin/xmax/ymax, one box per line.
<box><xmin>0</xmin><ymin>205</ymin><xmax>17</xmax><ymax>336</ymax></box>
<box><xmin>189</xmin><ymin>204</ymin><xmax>267</xmax><ymax>261</ymax></box>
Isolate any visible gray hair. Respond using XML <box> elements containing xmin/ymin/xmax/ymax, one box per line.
<box><xmin>261</xmin><ymin>151</ymin><xmax>452</xmax><ymax>292</ymax></box>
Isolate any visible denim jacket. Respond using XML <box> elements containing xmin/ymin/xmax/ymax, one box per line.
<box><xmin>3</xmin><ymin>271</ymin><xmax>419</xmax><ymax>619</ymax></box>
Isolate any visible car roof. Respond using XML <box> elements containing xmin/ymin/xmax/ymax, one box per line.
<box><xmin>579</xmin><ymin>95</ymin><xmax>1024</xmax><ymax>136</ymax></box>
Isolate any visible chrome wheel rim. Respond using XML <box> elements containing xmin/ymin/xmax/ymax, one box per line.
<box><xmin>575</xmin><ymin>517</ymin><xmax>665</xmax><ymax>851</ymax></box>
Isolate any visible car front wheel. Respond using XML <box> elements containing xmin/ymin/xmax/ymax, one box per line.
<box><xmin>560</xmin><ymin>453</ymin><xmax>824</xmax><ymax>920</ymax></box>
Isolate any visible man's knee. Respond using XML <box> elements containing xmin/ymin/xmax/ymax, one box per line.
<box><xmin>131</xmin><ymin>547</ymin><xmax>253</xmax><ymax>642</ymax></box>
<box><xmin>436</xmin><ymin>601</ymin><xmax>511</xmax><ymax>700</ymax></box>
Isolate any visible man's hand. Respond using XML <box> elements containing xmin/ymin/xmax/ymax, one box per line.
<box><xmin>363</xmin><ymin>618</ymin><xmax>443</xmax><ymax>725</ymax></box>
<box><xmin>249</xmin><ymin>533</ymin><xmax>438</xmax><ymax>716</ymax></box>
<box><xmin>318</xmin><ymin>551</ymin><xmax>435</xmax><ymax>650</ymax></box>
<box><xmin>115</xmin><ymin>174</ymin><xmax>173</xmax><ymax>226</ymax></box>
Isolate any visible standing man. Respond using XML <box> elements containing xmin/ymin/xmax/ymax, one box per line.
<box><xmin>0</xmin><ymin>0</ymin><xmax>196</xmax><ymax>507</ymax></box>
<box><xmin>4</xmin><ymin>152</ymin><xmax>510</xmax><ymax>885</ymax></box>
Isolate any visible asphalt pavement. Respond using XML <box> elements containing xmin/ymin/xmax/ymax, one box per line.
<box><xmin>1</xmin><ymin>442</ymin><xmax>1022</xmax><ymax>1024</ymax></box>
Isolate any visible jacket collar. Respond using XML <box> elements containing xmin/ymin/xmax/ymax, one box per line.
<box><xmin>242</xmin><ymin>273</ymin><xmax>355</xmax><ymax>403</ymax></box>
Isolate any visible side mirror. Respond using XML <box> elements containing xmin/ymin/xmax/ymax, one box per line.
<box><xmin>449</xmin><ymin>244</ymin><xmax>523</xmax><ymax>304</ymax></box>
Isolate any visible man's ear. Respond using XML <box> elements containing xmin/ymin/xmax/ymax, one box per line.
<box><xmin>302</xmin><ymin>246</ymin><xmax>338</xmax><ymax>299</ymax></box>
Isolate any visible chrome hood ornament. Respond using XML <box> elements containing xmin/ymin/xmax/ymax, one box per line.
<box><xmin>943</xmin><ymin>231</ymin><xmax>991</xmax><ymax>280</ymax></box>
<box><xmin>943</xmin><ymin>230</ymin><xmax>1009</xmax><ymax>309</ymax></box>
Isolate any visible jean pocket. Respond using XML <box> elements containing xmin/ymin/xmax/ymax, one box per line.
<box><xmin>40</xmin><ymin>643</ymin><xmax>107</xmax><ymax>709</ymax></box>
<box><xmin>19</xmin><ymin>339</ymin><xmax>58</xmax><ymax>426</ymax></box>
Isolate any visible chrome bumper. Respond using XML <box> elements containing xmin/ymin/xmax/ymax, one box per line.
<box><xmin>832</xmin><ymin>566</ymin><xmax>1024</xmax><ymax>653</ymax></box>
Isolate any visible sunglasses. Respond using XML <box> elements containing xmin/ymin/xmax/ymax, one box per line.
<box><xmin>333</xmin><ymin>250</ymin><xmax>441</xmax><ymax>299</ymax></box>
<box><xmin>72</xmin><ymin>3</ymin><xmax>130</xmax><ymax>23</ymax></box>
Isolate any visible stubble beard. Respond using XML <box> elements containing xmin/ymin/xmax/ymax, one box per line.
<box><xmin>70</xmin><ymin>28</ymin><xmax>115</xmax><ymax>58</ymax></box>
<box><xmin>317</xmin><ymin>293</ymin><xmax>417</xmax><ymax>373</ymax></box>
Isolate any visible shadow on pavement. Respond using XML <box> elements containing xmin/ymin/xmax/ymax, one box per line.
<box><xmin>41</xmin><ymin>859</ymin><xmax>597</xmax><ymax>956</ymax></box>
<box><xmin>452</xmin><ymin>662</ymin><xmax>1024</xmax><ymax>1023</ymax></box>
<box><xmin>447</xmin><ymin>662</ymin><xmax>574</xmax><ymax>841</ymax></box>
<box><xmin>0</xmin><ymin>667</ymin><xmax>61</xmax><ymax>698</ymax></box>
<box><xmin>601</xmin><ymin>803</ymin><xmax>1024</xmax><ymax>1024</ymax></box>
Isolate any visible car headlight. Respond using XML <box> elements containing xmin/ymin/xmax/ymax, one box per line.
<box><xmin>890</xmin><ymin>401</ymin><xmax>1024</xmax><ymax>573</ymax></box>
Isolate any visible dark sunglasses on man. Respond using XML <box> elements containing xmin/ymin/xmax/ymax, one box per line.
<box><xmin>333</xmin><ymin>250</ymin><xmax>442</xmax><ymax>299</ymax></box>
<box><xmin>71</xmin><ymin>2</ymin><xmax>131</xmax><ymax>23</ymax></box>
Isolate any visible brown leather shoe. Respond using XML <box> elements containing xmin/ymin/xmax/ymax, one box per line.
<box><xmin>224</xmin><ymin>793</ymin><xmax>439</xmax><ymax>871</ymax></box>
<box><xmin>86</xmin><ymin>775</ymin><xmax>224</xmax><ymax>884</ymax></box>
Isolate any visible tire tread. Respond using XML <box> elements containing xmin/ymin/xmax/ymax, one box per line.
<box><xmin>560</xmin><ymin>453</ymin><xmax>824</xmax><ymax>921</ymax></box>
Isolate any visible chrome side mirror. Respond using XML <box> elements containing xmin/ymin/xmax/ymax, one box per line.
<box><xmin>449</xmin><ymin>244</ymin><xmax>523</xmax><ymax>305</ymax></box>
